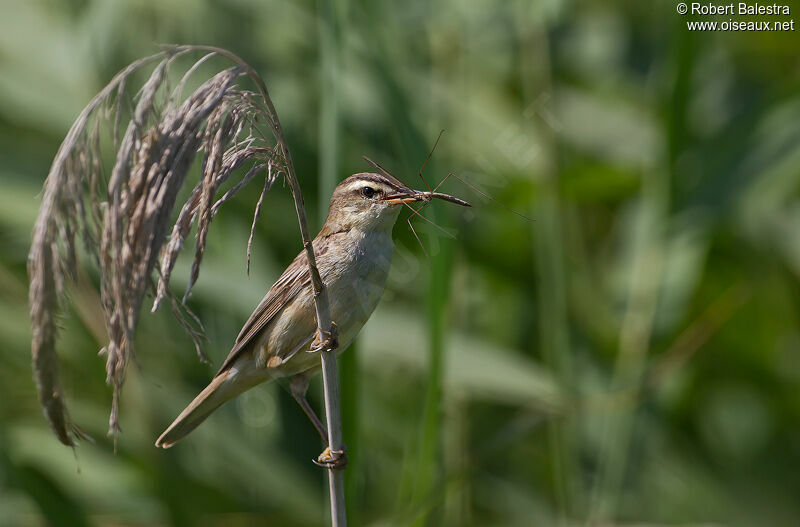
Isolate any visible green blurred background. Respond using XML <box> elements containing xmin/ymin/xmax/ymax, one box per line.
<box><xmin>2</xmin><ymin>0</ymin><xmax>800</xmax><ymax>525</ymax></box>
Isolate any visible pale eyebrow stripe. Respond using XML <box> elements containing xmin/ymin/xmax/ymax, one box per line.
<box><xmin>341</xmin><ymin>180</ymin><xmax>393</xmax><ymax>194</ymax></box>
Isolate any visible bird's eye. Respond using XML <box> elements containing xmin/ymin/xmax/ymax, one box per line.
<box><xmin>361</xmin><ymin>186</ymin><xmax>377</xmax><ymax>198</ymax></box>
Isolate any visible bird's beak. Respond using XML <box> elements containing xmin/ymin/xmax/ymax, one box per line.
<box><xmin>381</xmin><ymin>188</ymin><xmax>471</xmax><ymax>207</ymax></box>
<box><xmin>380</xmin><ymin>188</ymin><xmax>425</xmax><ymax>205</ymax></box>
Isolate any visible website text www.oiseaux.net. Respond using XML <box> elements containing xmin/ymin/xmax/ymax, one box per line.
<box><xmin>677</xmin><ymin>3</ymin><xmax>795</xmax><ymax>31</ymax></box>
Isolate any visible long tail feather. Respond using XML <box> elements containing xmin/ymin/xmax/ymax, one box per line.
<box><xmin>156</xmin><ymin>368</ymin><xmax>250</xmax><ymax>448</ymax></box>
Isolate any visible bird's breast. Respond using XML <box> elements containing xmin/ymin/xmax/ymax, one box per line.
<box><xmin>323</xmin><ymin>229</ymin><xmax>394</xmax><ymax>348</ymax></box>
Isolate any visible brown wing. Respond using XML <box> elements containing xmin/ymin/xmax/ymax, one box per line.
<box><xmin>215</xmin><ymin>250</ymin><xmax>311</xmax><ymax>376</ymax></box>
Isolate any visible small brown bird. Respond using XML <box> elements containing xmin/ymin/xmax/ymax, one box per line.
<box><xmin>155</xmin><ymin>169</ymin><xmax>469</xmax><ymax>457</ymax></box>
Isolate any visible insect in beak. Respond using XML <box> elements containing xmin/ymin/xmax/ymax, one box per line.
<box><xmin>380</xmin><ymin>189</ymin><xmax>472</xmax><ymax>207</ymax></box>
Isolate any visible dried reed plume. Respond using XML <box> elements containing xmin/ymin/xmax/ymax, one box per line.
<box><xmin>28</xmin><ymin>45</ymin><xmax>333</xmax><ymax>447</ymax></box>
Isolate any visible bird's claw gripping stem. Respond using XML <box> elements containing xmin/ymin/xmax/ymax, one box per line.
<box><xmin>314</xmin><ymin>445</ymin><xmax>348</xmax><ymax>469</ymax></box>
<box><xmin>309</xmin><ymin>321</ymin><xmax>338</xmax><ymax>353</ymax></box>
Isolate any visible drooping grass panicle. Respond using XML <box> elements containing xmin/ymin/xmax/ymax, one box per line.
<box><xmin>28</xmin><ymin>46</ymin><xmax>303</xmax><ymax>445</ymax></box>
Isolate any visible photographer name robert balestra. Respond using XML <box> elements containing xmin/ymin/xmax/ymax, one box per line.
<box><xmin>690</xmin><ymin>3</ymin><xmax>791</xmax><ymax>15</ymax></box>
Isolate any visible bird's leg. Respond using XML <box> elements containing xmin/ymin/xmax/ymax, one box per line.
<box><xmin>289</xmin><ymin>374</ymin><xmax>348</xmax><ymax>470</ymax></box>
<box><xmin>308</xmin><ymin>321</ymin><xmax>338</xmax><ymax>353</ymax></box>
<box><xmin>290</xmin><ymin>375</ymin><xmax>328</xmax><ymax>442</ymax></box>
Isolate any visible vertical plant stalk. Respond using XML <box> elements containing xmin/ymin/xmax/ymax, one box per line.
<box><xmin>320</xmin><ymin>353</ymin><xmax>346</xmax><ymax>526</ymax></box>
<box><xmin>316</xmin><ymin>0</ymin><xmax>349</xmax><ymax>524</ymax></box>
<box><xmin>524</xmin><ymin>22</ymin><xmax>579</xmax><ymax>524</ymax></box>
<box><xmin>270</xmin><ymin>74</ymin><xmax>347</xmax><ymax>527</ymax></box>
<box><xmin>169</xmin><ymin>46</ymin><xmax>346</xmax><ymax>527</ymax></box>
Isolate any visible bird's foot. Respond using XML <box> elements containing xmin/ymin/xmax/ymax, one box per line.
<box><xmin>309</xmin><ymin>321</ymin><xmax>338</xmax><ymax>353</ymax></box>
<box><xmin>313</xmin><ymin>445</ymin><xmax>348</xmax><ymax>469</ymax></box>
